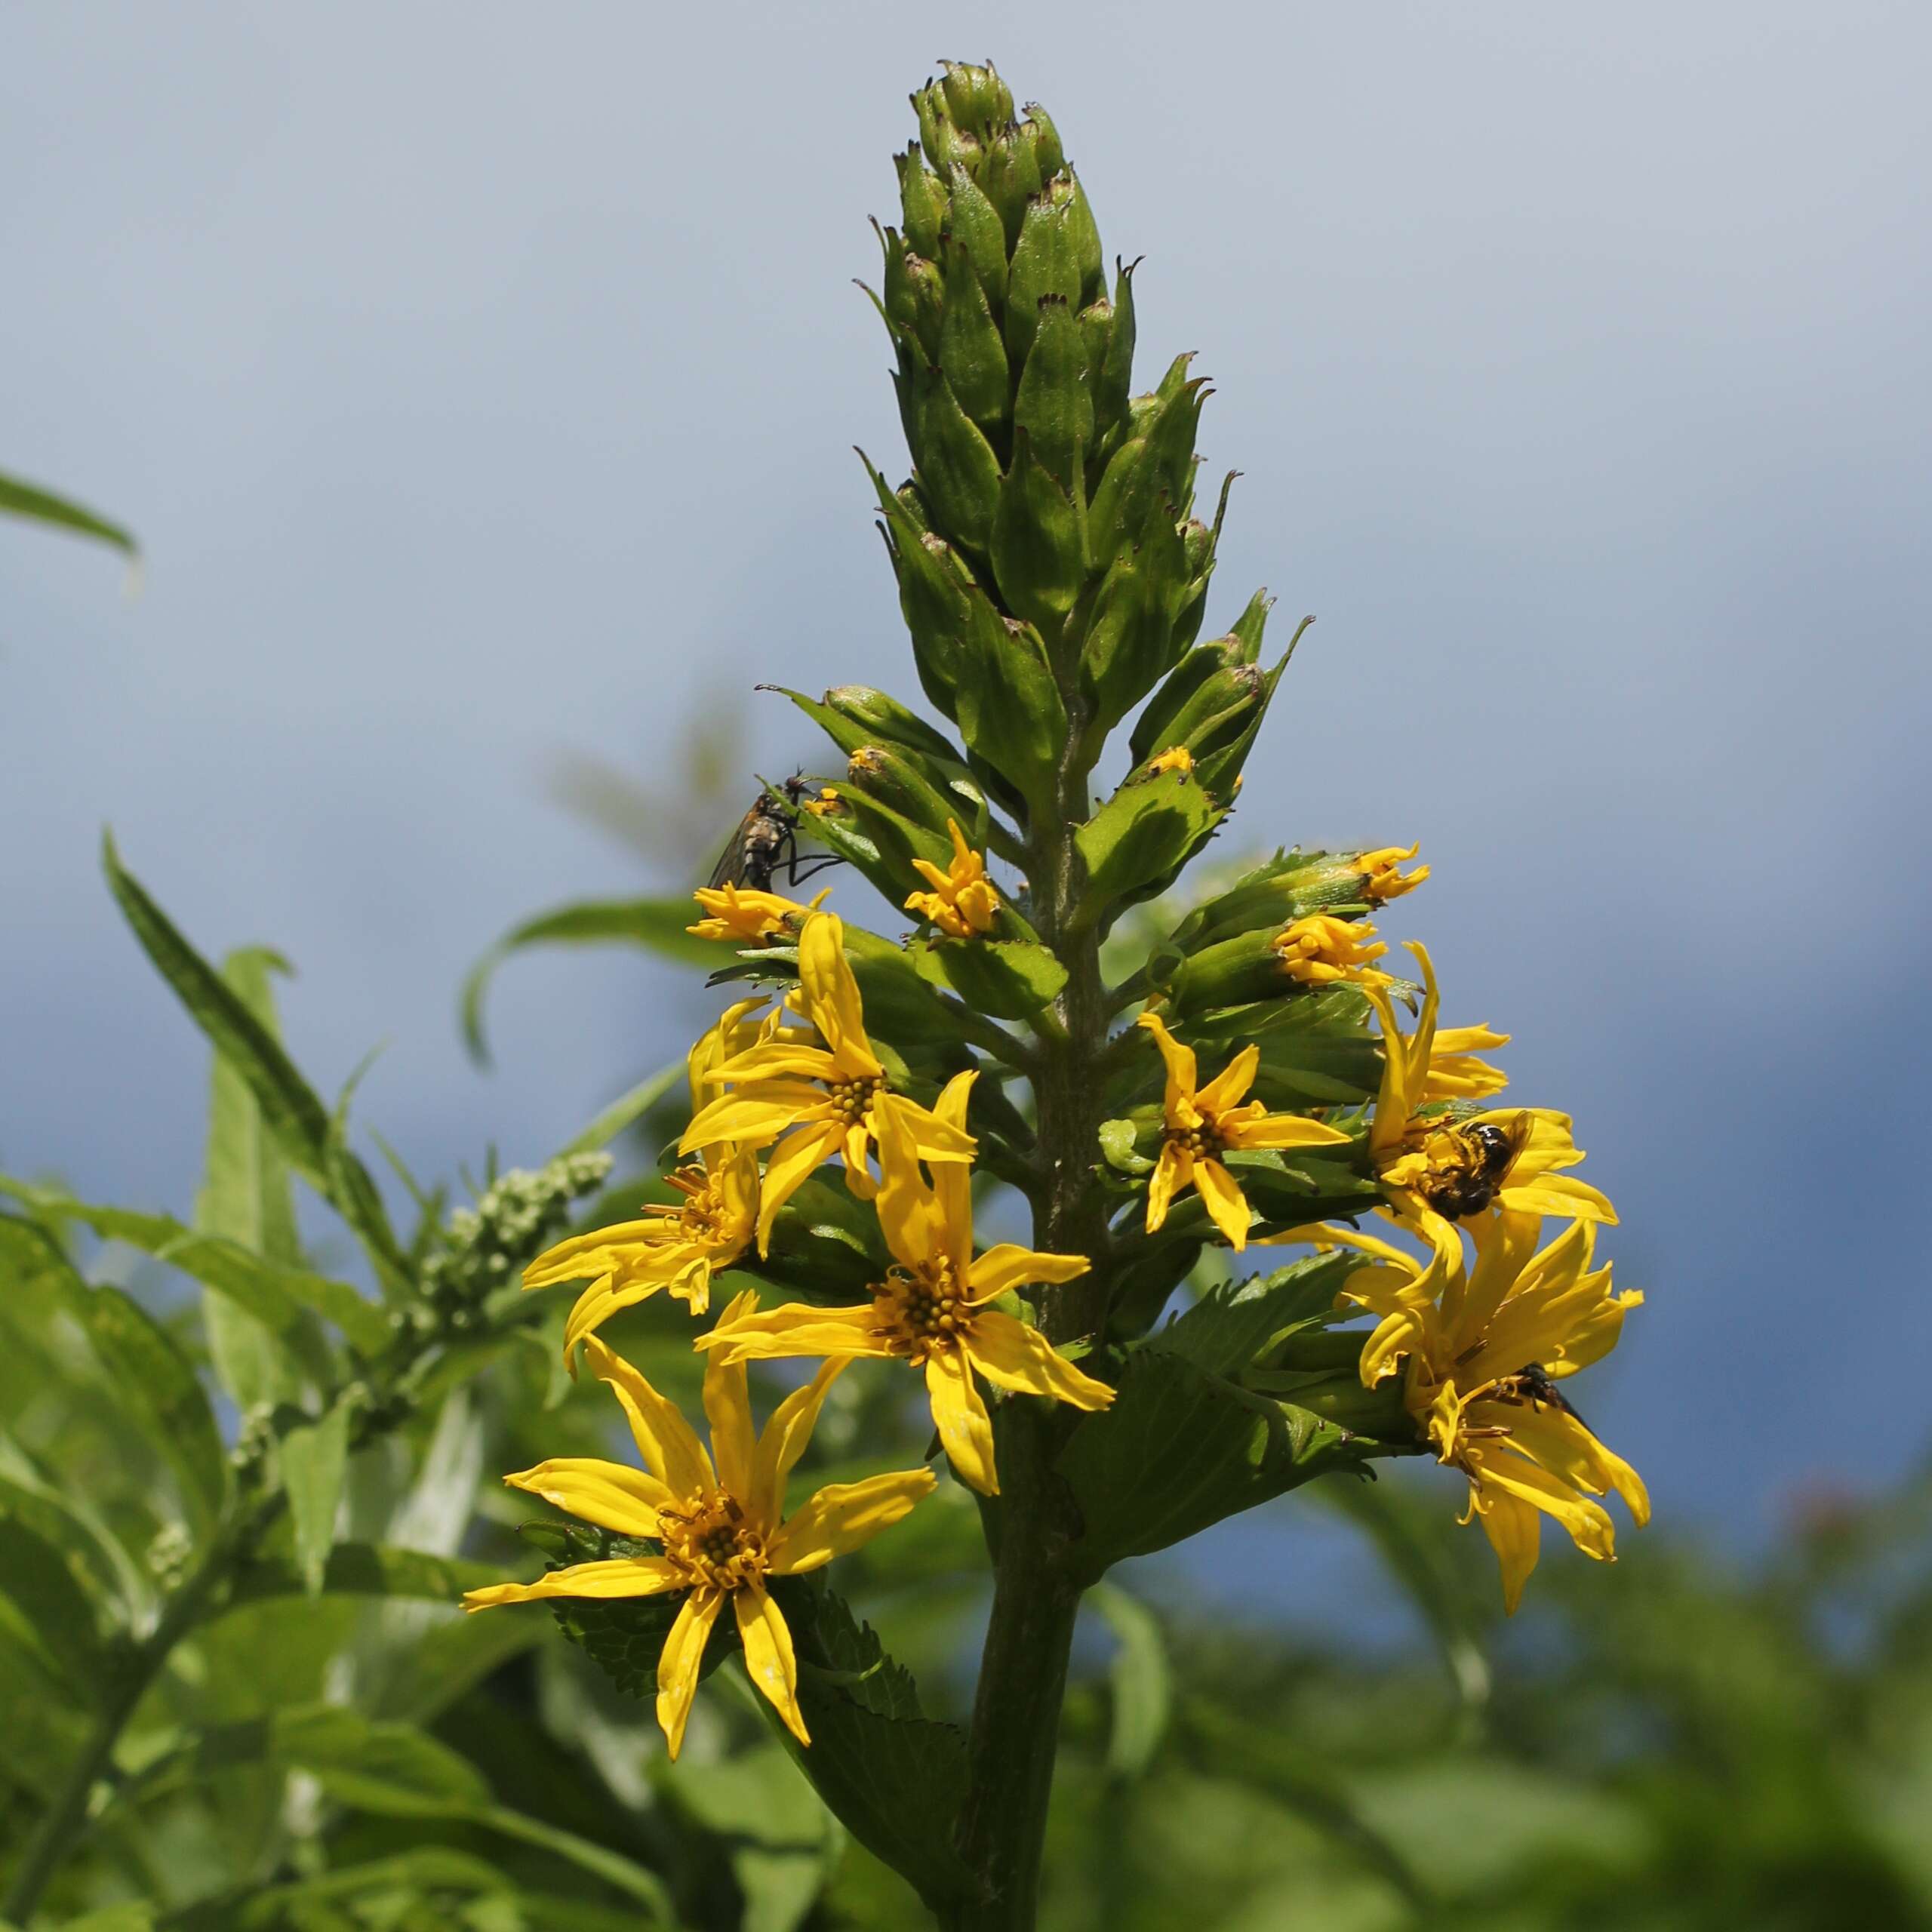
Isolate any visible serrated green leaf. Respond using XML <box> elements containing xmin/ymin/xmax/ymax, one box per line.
<box><xmin>281</xmin><ymin>1405</ymin><xmax>350</xmax><ymax>1595</ymax></box>
<box><xmin>461</xmin><ymin>897</ymin><xmax>718</xmax><ymax>1063</ymax></box>
<box><xmin>0</xmin><ymin>466</ymin><xmax>136</xmax><ymax>555</ymax></box>
<box><xmin>1054</xmin><ymin>1349</ymin><xmax>1389</xmax><ymax>1583</ymax></box>
<box><xmin>1151</xmin><ymin>1252</ymin><xmax>1355</xmax><ymax>1378</ymax></box>
<box><xmin>907</xmin><ymin>935</ymin><xmax>1066</xmax><ymax>1020</ymax></box>
<box><xmin>765</xmin><ymin>1580</ymin><xmax>971</xmax><ymax>1913</ymax></box>
<box><xmin>1089</xmin><ymin>1583</ymin><xmax>1172</xmax><ymax>1780</ymax></box>
<box><xmin>1075</xmin><ymin>769</ymin><xmax>1224</xmax><ymax>922</ymax></box>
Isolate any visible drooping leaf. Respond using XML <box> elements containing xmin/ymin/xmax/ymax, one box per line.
<box><xmin>280</xmin><ymin>1406</ymin><xmax>351</xmax><ymax>1595</ymax></box>
<box><xmin>552</xmin><ymin>1060</ymin><xmax>685</xmax><ymax>1162</ymax></box>
<box><xmin>1075</xmin><ymin>769</ymin><xmax>1225</xmax><ymax>921</ymax></box>
<box><xmin>0</xmin><ymin>466</ymin><xmax>136</xmax><ymax>555</ymax></box>
<box><xmin>0</xmin><ymin>1515</ymin><xmax>106</xmax><ymax>1695</ymax></box>
<box><xmin>461</xmin><ymin>898</ymin><xmax>718</xmax><ymax>1064</ymax></box>
<box><xmin>0</xmin><ymin>1182</ymin><xmax>386</xmax><ymax>1355</ymax></box>
<box><xmin>228</xmin><ymin>1540</ymin><xmax>500</xmax><ymax>1607</ymax></box>
<box><xmin>1089</xmin><ymin>1583</ymin><xmax>1172</xmax><ymax>1780</ymax></box>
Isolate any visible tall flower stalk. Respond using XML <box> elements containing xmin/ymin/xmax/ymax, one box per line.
<box><xmin>457</xmin><ymin>60</ymin><xmax>1651</xmax><ymax>1930</ymax></box>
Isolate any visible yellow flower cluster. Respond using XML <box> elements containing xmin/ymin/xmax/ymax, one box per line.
<box><xmin>1137</xmin><ymin>846</ymin><xmax>1644</xmax><ymax>1608</ymax></box>
<box><xmin>465</xmin><ymin>900</ymin><xmax>1113</xmax><ymax>1754</ymax></box>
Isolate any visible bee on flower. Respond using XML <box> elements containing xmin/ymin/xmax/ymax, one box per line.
<box><xmin>1287</xmin><ymin>1212</ymin><xmax>1648</xmax><ymax>1611</ymax></box>
<box><xmin>1367</xmin><ymin>943</ymin><xmax>1612</xmax><ymax>1228</ymax></box>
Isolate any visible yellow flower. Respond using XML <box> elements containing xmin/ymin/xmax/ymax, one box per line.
<box><xmin>1296</xmin><ymin>1212</ymin><xmax>1647</xmax><ymax>1611</ymax></box>
<box><xmin>688</xmin><ymin>882</ymin><xmax>829</xmax><ymax>944</ymax></box>
<box><xmin>681</xmin><ymin>912</ymin><xmax>977</xmax><ymax>1253</ymax></box>
<box><xmin>1269</xmin><ymin>913</ymin><xmax>1392</xmax><ymax>988</ymax></box>
<box><xmin>462</xmin><ymin>1306</ymin><xmax>934</xmax><ymax>1756</ymax></box>
<box><xmin>903</xmin><ymin>817</ymin><xmax>1000</xmax><ymax>938</ymax></box>
<box><xmin>1355</xmin><ymin>843</ymin><xmax>1429</xmax><ymax>904</ymax></box>
<box><xmin>1143</xmin><ymin>747</ymin><xmax>1195</xmax><ymax>778</ymax></box>
<box><xmin>524</xmin><ymin>1000</ymin><xmax>767</xmax><ymax>1362</ymax></box>
<box><xmin>1137</xmin><ymin>1012</ymin><xmax>1352</xmax><ymax>1251</ymax></box>
<box><xmin>1367</xmin><ymin>943</ymin><xmax>1611</xmax><ymax>1226</ymax></box>
<box><xmin>697</xmin><ymin>1072</ymin><xmax>1111</xmax><ymax>1496</ymax></box>
<box><xmin>799</xmin><ymin>786</ymin><xmax>842</xmax><ymax>818</ymax></box>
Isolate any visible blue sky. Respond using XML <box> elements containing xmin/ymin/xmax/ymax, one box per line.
<box><xmin>4</xmin><ymin>3</ymin><xmax>1928</xmax><ymax>1574</ymax></box>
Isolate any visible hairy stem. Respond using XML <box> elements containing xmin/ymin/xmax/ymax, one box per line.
<box><xmin>949</xmin><ymin>734</ymin><xmax>1109</xmax><ymax>1930</ymax></box>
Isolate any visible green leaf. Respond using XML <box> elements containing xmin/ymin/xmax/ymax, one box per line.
<box><xmin>990</xmin><ymin>434</ymin><xmax>1084</xmax><ymax>633</ymax></box>
<box><xmin>196</xmin><ymin>949</ymin><xmax>314</xmax><ymax>1408</ymax></box>
<box><xmin>1075</xmin><ymin>768</ymin><xmax>1224</xmax><ymax>922</ymax></box>
<box><xmin>1054</xmin><ymin>1348</ymin><xmax>1388</xmax><ymax>1583</ymax></box>
<box><xmin>937</xmin><ymin>236</ymin><xmax>1009</xmax><ymax>432</ymax></box>
<box><xmin>1151</xmin><ymin>1252</ymin><xmax>1355</xmax><ymax>1378</ymax></box>
<box><xmin>228</xmin><ymin>1540</ymin><xmax>500</xmax><ymax>1607</ymax></box>
<box><xmin>148</xmin><ymin>1706</ymin><xmax>676</xmax><ymax>1918</ymax></box>
<box><xmin>280</xmin><ymin>1406</ymin><xmax>350</xmax><ymax>1595</ymax></box>
<box><xmin>907</xmin><ymin>935</ymin><xmax>1067</xmax><ymax>1020</ymax></box>
<box><xmin>909</xmin><ymin>361</ymin><xmax>1001</xmax><ymax>556</ymax></box>
<box><xmin>0</xmin><ymin>466</ymin><xmax>137</xmax><ymax>556</ymax></box>
<box><xmin>102</xmin><ymin>835</ymin><xmax>333</xmax><ymax>1187</ymax></box>
<box><xmin>461</xmin><ymin>897</ymin><xmax>717</xmax><ymax>1063</ymax></box>
<box><xmin>1</xmin><ymin>1181</ymin><xmax>388</xmax><ymax>1356</ymax></box>
<box><xmin>53</xmin><ymin>1908</ymin><xmax>155</xmax><ymax>1932</ymax></box>
<box><xmin>0</xmin><ymin>1515</ymin><xmax>106</xmax><ymax>1694</ymax></box>
<box><xmin>552</xmin><ymin>1061</ymin><xmax>685</xmax><ymax>1162</ymax></box>
<box><xmin>0</xmin><ymin>1472</ymin><xmax>140</xmax><ymax>1628</ymax></box>
<box><xmin>768</xmin><ymin>1580</ymin><xmax>971</xmax><ymax>1914</ymax></box>
<box><xmin>1011</xmin><ymin>297</ymin><xmax>1093</xmax><ymax>491</ymax></box>
<box><xmin>1089</xmin><ymin>1583</ymin><xmax>1172</xmax><ymax>1780</ymax></box>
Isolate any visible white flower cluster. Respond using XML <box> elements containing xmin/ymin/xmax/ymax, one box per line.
<box><xmin>420</xmin><ymin>1151</ymin><xmax>613</xmax><ymax>1313</ymax></box>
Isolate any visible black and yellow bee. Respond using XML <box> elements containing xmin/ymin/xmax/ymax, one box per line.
<box><xmin>1421</xmin><ymin>1112</ymin><xmax>1531</xmax><ymax>1220</ymax></box>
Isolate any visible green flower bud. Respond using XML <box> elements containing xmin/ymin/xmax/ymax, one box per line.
<box><xmin>1011</xmin><ymin>294</ymin><xmax>1093</xmax><ymax>488</ymax></box>
<box><xmin>938</xmin><ymin>237</ymin><xmax>1010</xmax><ymax>434</ymax></box>
<box><xmin>815</xmin><ymin>684</ymin><xmax>969</xmax><ymax>767</ymax></box>
<box><xmin>1173</xmin><ymin>845</ymin><xmax>1390</xmax><ymax>953</ymax></box>
<box><xmin>945</xmin><ymin>163</ymin><xmax>1008</xmax><ymax>307</ymax></box>
<box><xmin>895</xmin><ymin>143</ymin><xmax>947</xmax><ymax>259</ymax></box>
<box><xmin>906</xmin><ymin>358</ymin><xmax>1002</xmax><ymax>555</ymax></box>
<box><xmin>1023</xmin><ymin>100</ymin><xmax>1066</xmax><ymax>178</ymax></box>
<box><xmin>1004</xmin><ymin>195</ymin><xmax>1084</xmax><ymax>364</ymax></box>
<box><xmin>1093</xmin><ymin>257</ymin><xmax>1139</xmax><ymax>441</ymax></box>
<box><xmin>880</xmin><ymin>229</ymin><xmax>943</xmax><ymax>362</ymax></box>
<box><xmin>842</xmin><ymin>742</ymin><xmax>984</xmax><ymax>851</ymax></box>
<box><xmin>937</xmin><ymin>59</ymin><xmax>1014</xmax><ymax>136</ymax></box>
<box><xmin>1130</xmin><ymin>634</ymin><xmax>1244</xmax><ymax>767</ymax></box>
<box><xmin>991</xmin><ymin>432</ymin><xmax>1084</xmax><ymax>633</ymax></box>
<box><xmin>979</xmin><ymin>124</ymin><xmax>1044</xmax><ymax>245</ymax></box>
<box><xmin>1079</xmin><ymin>497</ymin><xmax>1190</xmax><ymax>735</ymax></box>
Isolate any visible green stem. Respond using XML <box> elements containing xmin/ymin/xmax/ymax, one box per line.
<box><xmin>0</xmin><ymin>1500</ymin><xmax>277</xmax><ymax>1924</ymax></box>
<box><xmin>949</xmin><ymin>718</ymin><xmax>1110</xmax><ymax>1930</ymax></box>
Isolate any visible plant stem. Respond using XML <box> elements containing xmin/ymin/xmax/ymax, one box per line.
<box><xmin>949</xmin><ymin>736</ymin><xmax>1109</xmax><ymax>1930</ymax></box>
<box><xmin>1</xmin><ymin>1501</ymin><xmax>275</xmax><ymax>1925</ymax></box>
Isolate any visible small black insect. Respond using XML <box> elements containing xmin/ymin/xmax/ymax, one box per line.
<box><xmin>706</xmin><ymin>775</ymin><xmax>843</xmax><ymax>894</ymax></box>
<box><xmin>1502</xmin><ymin>1361</ymin><xmax>1592</xmax><ymax>1436</ymax></box>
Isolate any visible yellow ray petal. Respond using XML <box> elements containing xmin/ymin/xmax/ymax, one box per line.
<box><xmin>1475</xmin><ymin>1447</ymin><xmax>1618</xmax><ymax>1564</ymax></box>
<box><xmin>798</xmin><ymin>914</ymin><xmax>878</xmax><ymax>1074</ymax></box>
<box><xmin>1146</xmin><ymin>1141</ymin><xmax>1191</xmax><ymax>1233</ymax></box>
<box><xmin>1195</xmin><ymin>1043</ymin><xmax>1260</xmax><ymax>1115</ymax></box>
<box><xmin>965</xmin><ymin>1309</ymin><xmax>1115</xmax><ymax>1410</ymax></box>
<box><xmin>768</xmin><ymin>1468</ymin><xmax>937</xmax><ymax>1574</ymax></box>
<box><xmin>926</xmin><ymin>1351</ymin><xmax>998</xmax><ymax>1495</ymax></box>
<box><xmin>1497</xmin><ymin>1171</ymin><xmax>1619</xmax><ymax>1226</ymax></box>
<box><xmin>702</xmin><ymin>1039</ymin><xmax>838</xmax><ymax>1084</ymax></box>
<box><xmin>1500</xmin><ymin>1406</ymin><xmax>1651</xmax><ymax>1527</ymax></box>
<box><xmin>750</xmin><ymin>1359</ymin><xmax>847</xmax><ymax>1531</ymax></box>
<box><xmin>583</xmin><ymin>1336</ymin><xmax>714</xmax><ymax>1499</ymax></box>
<box><xmin>1219</xmin><ymin>1111</ymin><xmax>1352</xmax><ymax>1152</ymax></box>
<box><xmin>656</xmin><ymin>1586</ymin><xmax>724</xmax><ymax>1760</ymax></box>
<box><xmin>1472</xmin><ymin>1484</ymin><xmax>1542</xmax><ymax>1617</ymax></box>
<box><xmin>1193</xmin><ymin>1157</ymin><xmax>1254</xmax><ymax>1248</ymax></box>
<box><xmin>735</xmin><ymin>1584</ymin><xmax>809</xmax><ymax>1746</ymax></box>
<box><xmin>700</xmin><ymin>1301</ymin><xmax>896</xmax><ymax>1364</ymax></box>
<box><xmin>463</xmin><ymin>1556</ymin><xmax>685</xmax><ymax>1613</ymax></box>
<box><xmin>503</xmin><ymin>1459</ymin><xmax>671</xmax><ymax>1538</ymax></box>
<box><xmin>523</xmin><ymin>1220</ymin><xmax>675</xmax><ymax>1289</ymax></box>
<box><xmin>682</xmin><ymin>1084</ymin><xmax>829</xmax><ymax>1154</ymax></box>
<box><xmin>561</xmin><ymin>1267</ymin><xmax>697</xmax><ymax>1363</ymax></box>
<box><xmin>755</xmin><ymin>1119</ymin><xmax>842</xmax><ymax>1254</ymax></box>
<box><xmin>701</xmin><ymin>1348</ymin><xmax>758</xmax><ymax>1503</ymax></box>
<box><xmin>965</xmin><ymin>1242</ymin><xmax>1090</xmax><ymax>1300</ymax></box>
<box><xmin>1136</xmin><ymin>1012</ymin><xmax>1199</xmax><ymax>1122</ymax></box>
